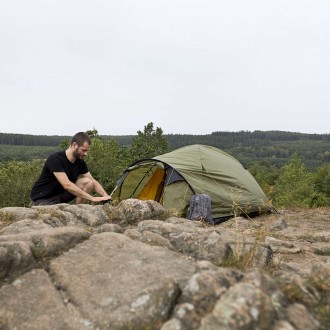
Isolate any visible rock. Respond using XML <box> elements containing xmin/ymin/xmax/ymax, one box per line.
<box><xmin>308</xmin><ymin>263</ymin><xmax>330</xmax><ymax>291</ymax></box>
<box><xmin>0</xmin><ymin>269</ymin><xmax>83</xmax><ymax>329</ymax></box>
<box><xmin>63</xmin><ymin>204</ymin><xmax>110</xmax><ymax>227</ymax></box>
<box><xmin>221</xmin><ymin>216</ymin><xmax>252</xmax><ymax>230</ymax></box>
<box><xmin>48</xmin><ymin>232</ymin><xmax>196</xmax><ymax>329</ymax></box>
<box><xmin>0</xmin><ymin>227</ymin><xmax>91</xmax><ymax>281</ymax></box>
<box><xmin>199</xmin><ymin>282</ymin><xmax>276</xmax><ymax>330</ymax></box>
<box><xmin>243</xmin><ymin>270</ymin><xmax>287</xmax><ymax>319</ymax></box>
<box><xmin>167</xmin><ymin>268</ymin><xmax>243</xmax><ymax>329</ymax></box>
<box><xmin>95</xmin><ymin>223</ymin><xmax>124</xmax><ymax>234</ymax></box>
<box><xmin>271</xmin><ymin>320</ymin><xmax>296</xmax><ymax>330</ymax></box>
<box><xmin>102</xmin><ymin>203</ymin><xmax>126</xmax><ymax>222</ymax></box>
<box><xmin>32</xmin><ymin>205</ymin><xmax>78</xmax><ymax>226</ymax></box>
<box><xmin>32</xmin><ymin>204</ymin><xmax>111</xmax><ymax>227</ymax></box>
<box><xmin>214</xmin><ymin>226</ymin><xmax>273</xmax><ymax>268</ymax></box>
<box><xmin>116</xmin><ymin>199</ymin><xmax>165</xmax><ymax>224</ymax></box>
<box><xmin>0</xmin><ymin>218</ymin><xmax>52</xmax><ymax>235</ymax></box>
<box><xmin>166</xmin><ymin>216</ymin><xmax>201</xmax><ymax>225</ymax></box>
<box><xmin>270</xmin><ymin>217</ymin><xmax>288</xmax><ymax>231</ymax></box>
<box><xmin>285</xmin><ymin>303</ymin><xmax>320</xmax><ymax>330</ymax></box>
<box><xmin>313</xmin><ymin>230</ymin><xmax>330</xmax><ymax>239</ymax></box>
<box><xmin>0</xmin><ymin>240</ymin><xmax>35</xmax><ymax>282</ymax></box>
<box><xmin>253</xmin><ymin>244</ymin><xmax>273</xmax><ymax>268</ymax></box>
<box><xmin>0</xmin><ymin>203</ymin><xmax>328</xmax><ymax>329</ymax></box>
<box><xmin>0</xmin><ymin>226</ymin><xmax>91</xmax><ymax>258</ymax></box>
<box><xmin>276</xmin><ymin>271</ymin><xmax>321</xmax><ymax>307</ymax></box>
<box><xmin>281</xmin><ymin>261</ymin><xmax>314</xmax><ymax>277</ymax></box>
<box><xmin>265</xmin><ymin>236</ymin><xmax>302</xmax><ymax>254</ymax></box>
<box><xmin>40</xmin><ymin>213</ymin><xmax>66</xmax><ymax>228</ymax></box>
<box><xmin>125</xmin><ymin>228</ymin><xmax>175</xmax><ymax>250</ymax></box>
<box><xmin>0</xmin><ymin>207</ymin><xmax>39</xmax><ymax>223</ymax></box>
<box><xmin>161</xmin><ymin>318</ymin><xmax>186</xmax><ymax>330</ymax></box>
<box><xmin>136</xmin><ymin>220</ymin><xmax>232</xmax><ymax>264</ymax></box>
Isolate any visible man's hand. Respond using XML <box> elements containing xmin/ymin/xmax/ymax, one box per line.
<box><xmin>92</xmin><ymin>195</ymin><xmax>112</xmax><ymax>203</ymax></box>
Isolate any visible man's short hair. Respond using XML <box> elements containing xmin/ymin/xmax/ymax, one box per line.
<box><xmin>71</xmin><ymin>132</ymin><xmax>92</xmax><ymax>146</ymax></box>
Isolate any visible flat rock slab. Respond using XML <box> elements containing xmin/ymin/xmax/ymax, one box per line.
<box><xmin>49</xmin><ymin>232</ymin><xmax>197</xmax><ymax>329</ymax></box>
<box><xmin>0</xmin><ymin>269</ymin><xmax>83</xmax><ymax>330</ymax></box>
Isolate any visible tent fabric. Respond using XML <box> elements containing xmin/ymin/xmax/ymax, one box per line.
<box><xmin>112</xmin><ymin>144</ymin><xmax>273</xmax><ymax>219</ymax></box>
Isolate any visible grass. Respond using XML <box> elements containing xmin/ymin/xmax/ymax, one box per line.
<box><xmin>218</xmin><ymin>212</ymin><xmax>274</xmax><ymax>272</ymax></box>
<box><xmin>314</xmin><ymin>247</ymin><xmax>330</xmax><ymax>256</ymax></box>
<box><xmin>0</xmin><ymin>210</ymin><xmax>14</xmax><ymax>232</ymax></box>
<box><xmin>298</xmin><ymin>234</ymin><xmax>330</xmax><ymax>243</ymax></box>
<box><xmin>316</xmin><ymin>303</ymin><xmax>330</xmax><ymax>330</ymax></box>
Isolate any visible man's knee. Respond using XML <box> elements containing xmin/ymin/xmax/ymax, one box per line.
<box><xmin>76</xmin><ymin>177</ymin><xmax>94</xmax><ymax>192</ymax></box>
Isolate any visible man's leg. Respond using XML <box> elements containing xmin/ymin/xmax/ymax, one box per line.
<box><xmin>75</xmin><ymin>177</ymin><xmax>94</xmax><ymax>204</ymax></box>
<box><xmin>32</xmin><ymin>195</ymin><xmax>61</xmax><ymax>206</ymax></box>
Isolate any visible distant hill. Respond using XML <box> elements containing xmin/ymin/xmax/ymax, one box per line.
<box><xmin>0</xmin><ymin>131</ymin><xmax>329</xmax><ymax>167</ymax></box>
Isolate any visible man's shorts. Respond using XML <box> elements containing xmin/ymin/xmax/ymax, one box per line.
<box><xmin>32</xmin><ymin>191</ymin><xmax>76</xmax><ymax>206</ymax></box>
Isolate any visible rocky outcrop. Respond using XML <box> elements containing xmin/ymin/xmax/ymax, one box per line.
<box><xmin>0</xmin><ymin>200</ymin><xmax>329</xmax><ymax>329</ymax></box>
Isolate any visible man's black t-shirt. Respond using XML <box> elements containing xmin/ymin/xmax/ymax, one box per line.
<box><xmin>30</xmin><ymin>151</ymin><xmax>88</xmax><ymax>201</ymax></box>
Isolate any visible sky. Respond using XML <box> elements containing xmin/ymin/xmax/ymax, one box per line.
<box><xmin>1</xmin><ymin>0</ymin><xmax>329</xmax><ymax>136</ymax></box>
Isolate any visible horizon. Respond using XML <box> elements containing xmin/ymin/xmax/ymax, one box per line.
<box><xmin>1</xmin><ymin>129</ymin><xmax>329</xmax><ymax>137</ymax></box>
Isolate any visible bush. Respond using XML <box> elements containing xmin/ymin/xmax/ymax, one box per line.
<box><xmin>273</xmin><ymin>154</ymin><xmax>327</xmax><ymax>208</ymax></box>
<box><xmin>0</xmin><ymin>161</ymin><xmax>43</xmax><ymax>208</ymax></box>
<box><xmin>86</xmin><ymin>137</ymin><xmax>130</xmax><ymax>193</ymax></box>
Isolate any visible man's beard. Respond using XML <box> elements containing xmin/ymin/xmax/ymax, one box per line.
<box><xmin>73</xmin><ymin>148</ymin><xmax>83</xmax><ymax>159</ymax></box>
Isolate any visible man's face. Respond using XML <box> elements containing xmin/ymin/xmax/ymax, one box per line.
<box><xmin>72</xmin><ymin>141</ymin><xmax>90</xmax><ymax>159</ymax></box>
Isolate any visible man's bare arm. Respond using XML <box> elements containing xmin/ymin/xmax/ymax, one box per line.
<box><xmin>80</xmin><ymin>172</ymin><xmax>110</xmax><ymax>197</ymax></box>
<box><xmin>53</xmin><ymin>172</ymin><xmax>111</xmax><ymax>203</ymax></box>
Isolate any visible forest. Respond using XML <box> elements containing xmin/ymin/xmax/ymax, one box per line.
<box><xmin>0</xmin><ymin>124</ymin><xmax>329</xmax><ymax>209</ymax></box>
<box><xmin>1</xmin><ymin>129</ymin><xmax>329</xmax><ymax>168</ymax></box>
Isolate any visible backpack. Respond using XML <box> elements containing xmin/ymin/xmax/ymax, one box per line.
<box><xmin>186</xmin><ymin>194</ymin><xmax>213</xmax><ymax>225</ymax></box>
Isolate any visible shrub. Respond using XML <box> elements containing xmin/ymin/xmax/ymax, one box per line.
<box><xmin>273</xmin><ymin>154</ymin><xmax>327</xmax><ymax>208</ymax></box>
<box><xmin>0</xmin><ymin>161</ymin><xmax>42</xmax><ymax>207</ymax></box>
<box><xmin>86</xmin><ymin>137</ymin><xmax>130</xmax><ymax>193</ymax></box>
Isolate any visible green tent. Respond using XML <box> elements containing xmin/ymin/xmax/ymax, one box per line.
<box><xmin>111</xmin><ymin>144</ymin><xmax>273</xmax><ymax>220</ymax></box>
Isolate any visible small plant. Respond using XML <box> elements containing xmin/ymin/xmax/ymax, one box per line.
<box><xmin>0</xmin><ymin>210</ymin><xmax>13</xmax><ymax>232</ymax></box>
<box><xmin>298</xmin><ymin>234</ymin><xmax>317</xmax><ymax>243</ymax></box>
<box><xmin>315</xmin><ymin>303</ymin><xmax>330</xmax><ymax>330</ymax></box>
<box><xmin>298</xmin><ymin>234</ymin><xmax>330</xmax><ymax>243</ymax></box>
<box><xmin>160</xmin><ymin>208</ymin><xmax>184</xmax><ymax>220</ymax></box>
<box><xmin>219</xmin><ymin>223</ymin><xmax>272</xmax><ymax>272</ymax></box>
<box><xmin>314</xmin><ymin>247</ymin><xmax>330</xmax><ymax>256</ymax></box>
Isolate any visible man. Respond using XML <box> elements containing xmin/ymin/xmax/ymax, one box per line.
<box><xmin>30</xmin><ymin>132</ymin><xmax>112</xmax><ymax>205</ymax></box>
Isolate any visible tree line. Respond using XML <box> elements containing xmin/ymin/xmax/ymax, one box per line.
<box><xmin>0</xmin><ymin>133</ymin><xmax>69</xmax><ymax>146</ymax></box>
<box><xmin>1</xmin><ymin>130</ymin><xmax>329</xmax><ymax>168</ymax></box>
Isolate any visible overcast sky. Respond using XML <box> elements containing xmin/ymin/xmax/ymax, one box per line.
<box><xmin>1</xmin><ymin>0</ymin><xmax>329</xmax><ymax>136</ymax></box>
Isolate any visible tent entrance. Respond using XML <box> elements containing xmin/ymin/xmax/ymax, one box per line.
<box><xmin>137</xmin><ymin>168</ymin><xmax>166</xmax><ymax>202</ymax></box>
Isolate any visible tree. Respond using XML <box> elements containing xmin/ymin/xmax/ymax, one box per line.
<box><xmin>85</xmin><ymin>136</ymin><xmax>130</xmax><ymax>193</ymax></box>
<box><xmin>247</xmin><ymin>161</ymin><xmax>279</xmax><ymax>198</ymax></box>
<box><xmin>273</xmin><ymin>154</ymin><xmax>327</xmax><ymax>208</ymax></box>
<box><xmin>313</xmin><ymin>164</ymin><xmax>330</xmax><ymax>199</ymax></box>
<box><xmin>59</xmin><ymin>139</ymin><xmax>70</xmax><ymax>150</ymax></box>
<box><xmin>129</xmin><ymin>122</ymin><xmax>169</xmax><ymax>162</ymax></box>
<box><xmin>86</xmin><ymin>128</ymin><xmax>99</xmax><ymax>139</ymax></box>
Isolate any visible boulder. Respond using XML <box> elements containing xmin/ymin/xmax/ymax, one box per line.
<box><xmin>199</xmin><ymin>282</ymin><xmax>276</xmax><ymax>330</ymax></box>
<box><xmin>48</xmin><ymin>232</ymin><xmax>196</xmax><ymax>329</ymax></box>
<box><xmin>116</xmin><ymin>199</ymin><xmax>165</xmax><ymax>224</ymax></box>
<box><xmin>0</xmin><ymin>269</ymin><xmax>84</xmax><ymax>329</ymax></box>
